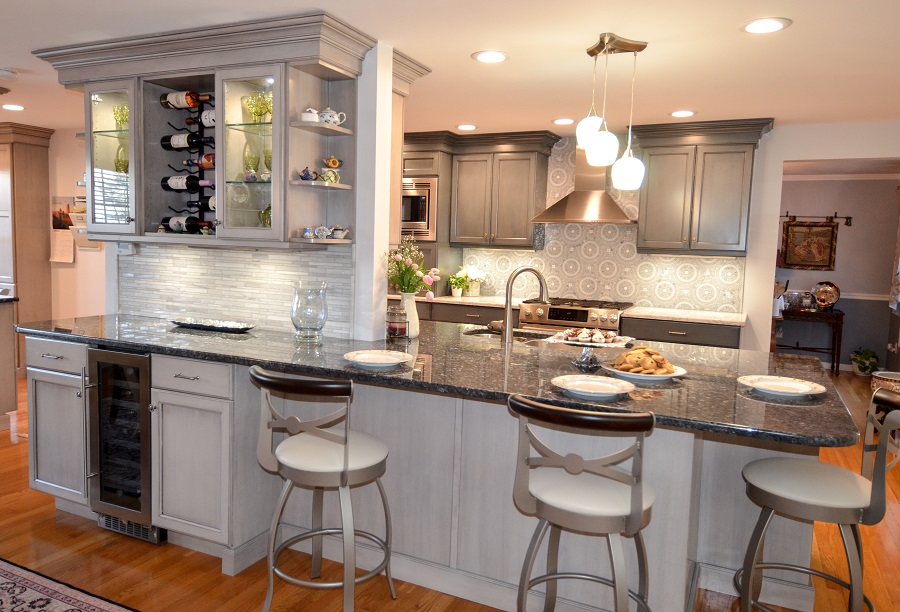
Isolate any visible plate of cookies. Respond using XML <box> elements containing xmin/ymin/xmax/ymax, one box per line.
<box><xmin>549</xmin><ymin>328</ymin><xmax>634</xmax><ymax>347</ymax></box>
<box><xmin>600</xmin><ymin>346</ymin><xmax>686</xmax><ymax>381</ymax></box>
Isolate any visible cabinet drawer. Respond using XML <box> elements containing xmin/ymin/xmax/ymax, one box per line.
<box><xmin>152</xmin><ymin>355</ymin><xmax>233</xmax><ymax>399</ymax></box>
<box><xmin>620</xmin><ymin>317</ymin><xmax>740</xmax><ymax>349</ymax></box>
<box><xmin>431</xmin><ymin>303</ymin><xmax>512</xmax><ymax>326</ymax></box>
<box><xmin>25</xmin><ymin>337</ymin><xmax>88</xmax><ymax>374</ymax></box>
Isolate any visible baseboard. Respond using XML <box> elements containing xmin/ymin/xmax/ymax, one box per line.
<box><xmin>55</xmin><ymin>498</ymin><xmax>97</xmax><ymax>521</ymax></box>
<box><xmin>695</xmin><ymin>562</ymin><xmax>814</xmax><ymax>612</ymax></box>
<box><xmin>166</xmin><ymin>530</ymin><xmax>268</xmax><ymax>577</ymax></box>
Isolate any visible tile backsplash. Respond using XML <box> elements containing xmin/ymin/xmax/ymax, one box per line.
<box><xmin>117</xmin><ymin>244</ymin><xmax>353</xmax><ymax>337</ymax></box>
<box><xmin>461</xmin><ymin>138</ymin><xmax>744</xmax><ymax>312</ymax></box>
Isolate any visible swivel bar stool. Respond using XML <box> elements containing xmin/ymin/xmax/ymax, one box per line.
<box><xmin>735</xmin><ymin>388</ymin><xmax>900</xmax><ymax>611</ymax></box>
<box><xmin>250</xmin><ymin>365</ymin><xmax>396</xmax><ymax>611</ymax></box>
<box><xmin>507</xmin><ymin>394</ymin><xmax>656</xmax><ymax>612</ymax></box>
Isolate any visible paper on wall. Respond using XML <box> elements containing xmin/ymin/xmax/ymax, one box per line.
<box><xmin>50</xmin><ymin>229</ymin><xmax>75</xmax><ymax>263</ymax></box>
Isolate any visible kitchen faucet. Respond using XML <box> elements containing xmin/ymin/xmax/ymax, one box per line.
<box><xmin>502</xmin><ymin>266</ymin><xmax>549</xmax><ymax>344</ymax></box>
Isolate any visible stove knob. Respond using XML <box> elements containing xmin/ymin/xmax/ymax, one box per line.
<box><xmin>600</xmin><ymin>313</ymin><xmax>609</xmax><ymax>322</ymax></box>
<box><xmin>536</xmin><ymin>308</ymin><xmax>545</xmax><ymax>318</ymax></box>
<box><xmin>589</xmin><ymin>313</ymin><xmax>599</xmax><ymax>321</ymax></box>
<box><xmin>609</xmin><ymin>314</ymin><xmax>618</xmax><ymax>323</ymax></box>
<box><xmin>523</xmin><ymin>308</ymin><xmax>532</xmax><ymax>317</ymax></box>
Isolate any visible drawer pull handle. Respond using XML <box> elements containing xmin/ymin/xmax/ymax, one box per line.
<box><xmin>174</xmin><ymin>373</ymin><xmax>201</xmax><ymax>381</ymax></box>
<box><xmin>41</xmin><ymin>353</ymin><xmax>63</xmax><ymax>359</ymax></box>
<box><xmin>465</xmin><ymin>314</ymin><xmax>482</xmax><ymax>318</ymax></box>
<box><xmin>668</xmin><ymin>331</ymin><xmax>687</xmax><ymax>336</ymax></box>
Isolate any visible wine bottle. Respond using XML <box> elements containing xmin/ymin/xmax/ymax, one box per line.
<box><xmin>160</xmin><ymin>215</ymin><xmax>201</xmax><ymax>234</ymax></box>
<box><xmin>160</xmin><ymin>175</ymin><xmax>215</xmax><ymax>193</ymax></box>
<box><xmin>185</xmin><ymin>110</ymin><xmax>216</xmax><ymax>127</ymax></box>
<box><xmin>181</xmin><ymin>153</ymin><xmax>215</xmax><ymax>169</ymax></box>
<box><xmin>160</xmin><ymin>133</ymin><xmax>214</xmax><ymax>151</ymax></box>
<box><xmin>159</xmin><ymin>91</ymin><xmax>213</xmax><ymax>109</ymax></box>
<box><xmin>187</xmin><ymin>195</ymin><xmax>216</xmax><ymax>212</ymax></box>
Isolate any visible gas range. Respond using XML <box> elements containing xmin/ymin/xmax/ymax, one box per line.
<box><xmin>518</xmin><ymin>298</ymin><xmax>633</xmax><ymax>331</ymax></box>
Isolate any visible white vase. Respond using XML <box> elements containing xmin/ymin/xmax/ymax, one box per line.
<box><xmin>463</xmin><ymin>281</ymin><xmax>481</xmax><ymax>297</ymax></box>
<box><xmin>400</xmin><ymin>292</ymin><xmax>420</xmax><ymax>338</ymax></box>
<box><xmin>451</xmin><ymin>287</ymin><xmax>463</xmax><ymax>297</ymax></box>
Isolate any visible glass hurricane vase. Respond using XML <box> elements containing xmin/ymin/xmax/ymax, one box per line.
<box><xmin>291</xmin><ymin>281</ymin><xmax>328</xmax><ymax>344</ymax></box>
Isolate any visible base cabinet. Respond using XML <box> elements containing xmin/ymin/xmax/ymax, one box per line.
<box><xmin>620</xmin><ymin>317</ymin><xmax>741</xmax><ymax>349</ymax></box>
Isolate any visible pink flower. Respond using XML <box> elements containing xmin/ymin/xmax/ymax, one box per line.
<box><xmin>432</xmin><ymin>275</ymin><xmax>441</xmax><ymax>281</ymax></box>
<box><xmin>405</xmin><ymin>257</ymin><xmax>413</xmax><ymax>265</ymax></box>
<box><xmin>415</xmin><ymin>271</ymin><xmax>424</xmax><ymax>278</ymax></box>
<box><xmin>393</xmin><ymin>254</ymin><xmax>402</xmax><ymax>261</ymax></box>
<box><xmin>430</xmin><ymin>268</ymin><xmax>440</xmax><ymax>275</ymax></box>
<box><xmin>423</xmin><ymin>275</ymin><xmax>434</xmax><ymax>286</ymax></box>
<box><xmin>411</xmin><ymin>263</ymin><xmax>419</xmax><ymax>271</ymax></box>
<box><xmin>425</xmin><ymin>291</ymin><xmax>435</xmax><ymax>301</ymax></box>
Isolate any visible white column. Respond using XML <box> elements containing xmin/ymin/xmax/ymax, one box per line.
<box><xmin>352</xmin><ymin>42</ymin><xmax>394</xmax><ymax>341</ymax></box>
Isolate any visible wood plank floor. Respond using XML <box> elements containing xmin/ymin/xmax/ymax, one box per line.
<box><xmin>2</xmin><ymin>374</ymin><xmax>897</xmax><ymax>611</ymax></box>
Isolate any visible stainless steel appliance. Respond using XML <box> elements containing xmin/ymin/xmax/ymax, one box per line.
<box><xmin>517</xmin><ymin>298</ymin><xmax>633</xmax><ymax>332</ymax></box>
<box><xmin>401</xmin><ymin>177</ymin><xmax>437</xmax><ymax>241</ymax></box>
<box><xmin>87</xmin><ymin>348</ymin><xmax>163</xmax><ymax>543</ymax></box>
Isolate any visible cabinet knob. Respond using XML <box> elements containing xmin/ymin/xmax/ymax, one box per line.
<box><xmin>490</xmin><ymin>233</ymin><xmax>495</xmax><ymax>239</ymax></box>
<box><xmin>482</xmin><ymin>233</ymin><xmax>487</xmax><ymax>238</ymax></box>
<box><xmin>682</xmin><ymin>237</ymin><xmax>687</xmax><ymax>243</ymax></box>
<box><xmin>124</xmin><ymin>216</ymin><xmax>134</xmax><ymax>223</ymax></box>
<box><xmin>149</xmin><ymin>404</ymin><xmax>158</xmax><ymax>412</ymax></box>
<box><xmin>692</xmin><ymin>237</ymin><xmax>698</xmax><ymax>243</ymax></box>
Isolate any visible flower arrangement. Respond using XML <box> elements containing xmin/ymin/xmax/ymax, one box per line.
<box><xmin>457</xmin><ymin>264</ymin><xmax>486</xmax><ymax>283</ymax></box>
<box><xmin>387</xmin><ymin>235</ymin><xmax>440</xmax><ymax>300</ymax></box>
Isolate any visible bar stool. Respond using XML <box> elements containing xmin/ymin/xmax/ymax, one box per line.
<box><xmin>250</xmin><ymin>366</ymin><xmax>397</xmax><ymax>611</ymax></box>
<box><xmin>734</xmin><ymin>389</ymin><xmax>900</xmax><ymax>612</ymax></box>
<box><xmin>507</xmin><ymin>394</ymin><xmax>656</xmax><ymax>612</ymax></box>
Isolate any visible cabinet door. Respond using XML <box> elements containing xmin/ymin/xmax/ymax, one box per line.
<box><xmin>27</xmin><ymin>367</ymin><xmax>89</xmax><ymax>505</ymax></box>
<box><xmin>637</xmin><ymin>146</ymin><xmax>695</xmax><ymax>251</ymax></box>
<box><xmin>491</xmin><ymin>152</ymin><xmax>537</xmax><ymax>247</ymax></box>
<box><xmin>0</xmin><ymin>144</ymin><xmax>13</xmax><ymax>285</ymax></box>
<box><xmin>450</xmin><ymin>154</ymin><xmax>492</xmax><ymax>245</ymax></box>
<box><xmin>691</xmin><ymin>144</ymin><xmax>753</xmax><ymax>253</ymax></box>
<box><xmin>216</xmin><ymin>65</ymin><xmax>284</xmax><ymax>240</ymax></box>
<box><xmin>151</xmin><ymin>388</ymin><xmax>232</xmax><ymax>544</ymax></box>
<box><xmin>85</xmin><ymin>79</ymin><xmax>138</xmax><ymax>234</ymax></box>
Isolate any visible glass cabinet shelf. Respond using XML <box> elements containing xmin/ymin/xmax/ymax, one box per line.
<box><xmin>225</xmin><ymin>121</ymin><xmax>273</xmax><ymax>135</ymax></box>
<box><xmin>93</xmin><ymin>129</ymin><xmax>130</xmax><ymax>138</ymax></box>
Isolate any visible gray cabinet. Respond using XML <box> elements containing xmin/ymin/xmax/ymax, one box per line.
<box><xmin>620</xmin><ymin>317</ymin><xmax>741</xmax><ymax>349</ymax></box>
<box><xmin>25</xmin><ymin>337</ymin><xmax>89</xmax><ymax>506</ymax></box>
<box><xmin>633</xmin><ymin>119</ymin><xmax>772</xmax><ymax>256</ymax></box>
<box><xmin>430</xmin><ymin>303</ymin><xmax>512</xmax><ymax>326</ymax></box>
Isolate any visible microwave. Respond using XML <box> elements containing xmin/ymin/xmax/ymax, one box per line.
<box><xmin>401</xmin><ymin>177</ymin><xmax>437</xmax><ymax>241</ymax></box>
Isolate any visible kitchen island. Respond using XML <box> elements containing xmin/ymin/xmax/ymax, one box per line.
<box><xmin>17</xmin><ymin>315</ymin><xmax>858</xmax><ymax>612</ymax></box>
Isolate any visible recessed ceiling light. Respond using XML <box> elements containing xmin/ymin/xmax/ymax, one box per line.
<box><xmin>471</xmin><ymin>50</ymin><xmax>508</xmax><ymax>63</ymax></box>
<box><xmin>457</xmin><ymin>124</ymin><xmax>477</xmax><ymax>131</ymax></box>
<box><xmin>670</xmin><ymin>110</ymin><xmax>695</xmax><ymax>118</ymax></box>
<box><xmin>554</xmin><ymin>118</ymin><xmax>574</xmax><ymax>125</ymax></box>
<box><xmin>742</xmin><ymin>17</ymin><xmax>792</xmax><ymax>34</ymax></box>
<box><xmin>2</xmin><ymin>104</ymin><xmax>24</xmax><ymax>111</ymax></box>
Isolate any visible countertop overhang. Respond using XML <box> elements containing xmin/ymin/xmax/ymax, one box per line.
<box><xmin>16</xmin><ymin>315</ymin><xmax>856</xmax><ymax>447</ymax></box>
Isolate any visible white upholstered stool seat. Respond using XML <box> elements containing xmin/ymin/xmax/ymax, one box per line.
<box><xmin>250</xmin><ymin>366</ymin><xmax>396</xmax><ymax>612</ymax></box>
<box><xmin>508</xmin><ymin>394</ymin><xmax>656</xmax><ymax>612</ymax></box>
<box><xmin>735</xmin><ymin>389</ymin><xmax>900</xmax><ymax>612</ymax></box>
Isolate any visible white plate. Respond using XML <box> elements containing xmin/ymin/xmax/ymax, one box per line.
<box><xmin>551</xmin><ymin>375</ymin><xmax>635</xmax><ymax>400</ymax></box>
<box><xmin>600</xmin><ymin>362</ymin><xmax>687</xmax><ymax>382</ymax></box>
<box><xmin>343</xmin><ymin>350</ymin><xmax>413</xmax><ymax>369</ymax></box>
<box><xmin>547</xmin><ymin>334</ymin><xmax>634</xmax><ymax>348</ymax></box>
<box><xmin>737</xmin><ymin>375</ymin><xmax>826</xmax><ymax>397</ymax></box>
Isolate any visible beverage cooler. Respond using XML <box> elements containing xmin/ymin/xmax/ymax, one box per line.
<box><xmin>87</xmin><ymin>348</ymin><xmax>164</xmax><ymax>543</ymax></box>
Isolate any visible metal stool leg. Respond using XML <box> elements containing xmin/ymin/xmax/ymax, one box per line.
<box><xmin>338</xmin><ymin>484</ymin><xmax>356</xmax><ymax>611</ymax></box>
<box><xmin>518</xmin><ymin>519</ymin><xmax>550</xmax><ymax>612</ymax></box>
<box><xmin>543</xmin><ymin>525</ymin><xmax>561</xmax><ymax>612</ymax></box>
<box><xmin>263</xmin><ymin>479</ymin><xmax>293</xmax><ymax>612</ymax></box>
<box><xmin>375</xmin><ymin>477</ymin><xmax>397</xmax><ymax>599</ymax></box>
<box><xmin>310</xmin><ymin>487</ymin><xmax>324</xmax><ymax>579</ymax></box>
<box><xmin>739</xmin><ymin>506</ymin><xmax>774</xmax><ymax>612</ymax></box>
<box><xmin>633</xmin><ymin>532</ymin><xmax>649</xmax><ymax>606</ymax></box>
<box><xmin>840</xmin><ymin>524</ymin><xmax>864</xmax><ymax>612</ymax></box>
<box><xmin>607</xmin><ymin>533</ymin><xmax>629</xmax><ymax>612</ymax></box>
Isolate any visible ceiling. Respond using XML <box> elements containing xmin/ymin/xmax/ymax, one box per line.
<box><xmin>3</xmin><ymin>1</ymin><xmax>900</xmax><ymax>161</ymax></box>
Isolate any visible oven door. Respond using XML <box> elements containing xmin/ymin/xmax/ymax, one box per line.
<box><xmin>401</xmin><ymin>191</ymin><xmax>429</xmax><ymax>229</ymax></box>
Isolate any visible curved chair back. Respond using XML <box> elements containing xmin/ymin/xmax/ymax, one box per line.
<box><xmin>861</xmin><ymin>388</ymin><xmax>900</xmax><ymax>524</ymax></box>
<box><xmin>250</xmin><ymin>365</ymin><xmax>353</xmax><ymax>482</ymax></box>
<box><xmin>507</xmin><ymin>394</ymin><xmax>655</xmax><ymax>536</ymax></box>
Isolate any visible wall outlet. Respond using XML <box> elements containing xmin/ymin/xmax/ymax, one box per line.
<box><xmin>116</xmin><ymin>242</ymin><xmax>136</xmax><ymax>256</ymax></box>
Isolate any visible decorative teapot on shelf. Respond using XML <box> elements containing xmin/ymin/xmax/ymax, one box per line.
<box><xmin>318</xmin><ymin>107</ymin><xmax>346</xmax><ymax>125</ymax></box>
<box><xmin>301</xmin><ymin>107</ymin><xmax>319</xmax><ymax>122</ymax></box>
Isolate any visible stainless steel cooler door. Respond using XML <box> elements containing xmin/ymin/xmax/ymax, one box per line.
<box><xmin>87</xmin><ymin>348</ymin><xmax>151</xmax><ymax>524</ymax></box>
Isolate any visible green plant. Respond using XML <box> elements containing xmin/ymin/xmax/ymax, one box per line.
<box><xmin>447</xmin><ymin>274</ymin><xmax>469</xmax><ymax>291</ymax></box>
<box><xmin>851</xmin><ymin>348</ymin><xmax>879</xmax><ymax>375</ymax></box>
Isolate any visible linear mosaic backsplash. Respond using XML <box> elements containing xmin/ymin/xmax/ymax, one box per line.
<box><xmin>117</xmin><ymin>244</ymin><xmax>353</xmax><ymax>337</ymax></box>
<box><xmin>462</xmin><ymin>138</ymin><xmax>745</xmax><ymax>312</ymax></box>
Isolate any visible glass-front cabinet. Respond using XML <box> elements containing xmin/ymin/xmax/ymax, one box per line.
<box><xmin>216</xmin><ymin>66</ymin><xmax>284</xmax><ymax>240</ymax></box>
<box><xmin>85</xmin><ymin>79</ymin><xmax>137</xmax><ymax>234</ymax></box>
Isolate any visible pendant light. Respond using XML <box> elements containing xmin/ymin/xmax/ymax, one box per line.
<box><xmin>584</xmin><ymin>46</ymin><xmax>619</xmax><ymax>166</ymax></box>
<box><xmin>611</xmin><ymin>51</ymin><xmax>645</xmax><ymax>190</ymax></box>
<box><xmin>575</xmin><ymin>54</ymin><xmax>602</xmax><ymax>149</ymax></box>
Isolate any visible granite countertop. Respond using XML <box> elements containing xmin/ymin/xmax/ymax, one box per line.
<box><xmin>623</xmin><ymin>307</ymin><xmax>746</xmax><ymax>326</ymax></box>
<box><xmin>16</xmin><ymin>315</ymin><xmax>857</xmax><ymax>447</ymax></box>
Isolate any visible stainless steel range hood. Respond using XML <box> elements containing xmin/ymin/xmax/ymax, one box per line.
<box><xmin>531</xmin><ymin>148</ymin><xmax>634</xmax><ymax>224</ymax></box>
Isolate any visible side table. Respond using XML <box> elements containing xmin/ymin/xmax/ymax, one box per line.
<box><xmin>774</xmin><ymin>309</ymin><xmax>844</xmax><ymax>375</ymax></box>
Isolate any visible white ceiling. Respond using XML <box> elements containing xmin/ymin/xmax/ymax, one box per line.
<box><xmin>3</xmin><ymin>1</ymin><xmax>900</xmax><ymax>159</ymax></box>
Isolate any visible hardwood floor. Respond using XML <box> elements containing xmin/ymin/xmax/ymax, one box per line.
<box><xmin>2</xmin><ymin>374</ymin><xmax>898</xmax><ymax>611</ymax></box>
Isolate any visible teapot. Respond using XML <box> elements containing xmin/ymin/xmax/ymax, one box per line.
<box><xmin>301</xmin><ymin>107</ymin><xmax>319</xmax><ymax>122</ymax></box>
<box><xmin>318</xmin><ymin>107</ymin><xmax>347</xmax><ymax>125</ymax></box>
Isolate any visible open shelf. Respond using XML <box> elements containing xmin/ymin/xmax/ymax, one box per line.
<box><xmin>288</xmin><ymin>180</ymin><xmax>352</xmax><ymax>190</ymax></box>
<box><xmin>290</xmin><ymin>120</ymin><xmax>352</xmax><ymax>136</ymax></box>
<box><xmin>289</xmin><ymin>237</ymin><xmax>352</xmax><ymax>245</ymax></box>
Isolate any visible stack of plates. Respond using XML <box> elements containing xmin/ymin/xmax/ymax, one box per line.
<box><xmin>550</xmin><ymin>375</ymin><xmax>635</xmax><ymax>400</ymax></box>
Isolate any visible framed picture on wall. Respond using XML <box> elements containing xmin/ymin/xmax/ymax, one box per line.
<box><xmin>780</xmin><ymin>221</ymin><xmax>838</xmax><ymax>270</ymax></box>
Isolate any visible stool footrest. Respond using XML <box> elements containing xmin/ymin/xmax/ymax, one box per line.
<box><xmin>733</xmin><ymin>563</ymin><xmax>874</xmax><ymax>612</ymax></box>
<box><xmin>274</xmin><ymin>527</ymin><xmax>391</xmax><ymax>590</ymax></box>
<box><xmin>527</xmin><ymin>571</ymin><xmax>650</xmax><ymax>612</ymax></box>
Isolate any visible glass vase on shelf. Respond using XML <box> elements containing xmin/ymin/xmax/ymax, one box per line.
<box><xmin>291</xmin><ymin>281</ymin><xmax>328</xmax><ymax>345</ymax></box>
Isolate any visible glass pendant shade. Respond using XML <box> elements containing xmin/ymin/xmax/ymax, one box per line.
<box><xmin>584</xmin><ymin>128</ymin><xmax>619</xmax><ymax>166</ymax></box>
<box><xmin>611</xmin><ymin>150</ymin><xmax>645</xmax><ymax>190</ymax></box>
<box><xmin>575</xmin><ymin>114</ymin><xmax>603</xmax><ymax>149</ymax></box>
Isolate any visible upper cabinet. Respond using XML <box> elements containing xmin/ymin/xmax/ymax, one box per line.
<box><xmin>36</xmin><ymin>12</ymin><xmax>376</xmax><ymax>250</ymax></box>
<box><xmin>632</xmin><ymin>119</ymin><xmax>773</xmax><ymax>256</ymax></box>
